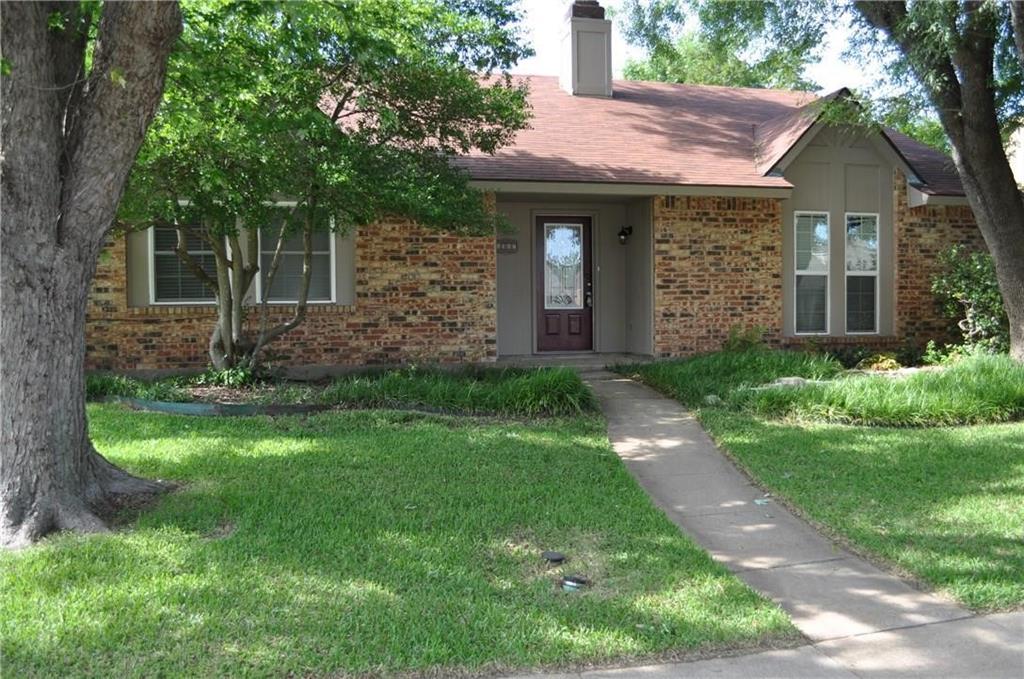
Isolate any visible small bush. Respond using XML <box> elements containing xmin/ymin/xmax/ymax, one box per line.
<box><xmin>722</xmin><ymin>325</ymin><xmax>768</xmax><ymax>352</ymax></box>
<box><xmin>317</xmin><ymin>366</ymin><xmax>597</xmax><ymax>417</ymax></box>
<box><xmin>932</xmin><ymin>245</ymin><xmax>1008</xmax><ymax>352</ymax></box>
<box><xmin>824</xmin><ymin>344</ymin><xmax>873</xmax><ymax>369</ymax></box>
<box><xmin>193</xmin><ymin>365</ymin><xmax>261</xmax><ymax>388</ymax></box>
<box><xmin>854</xmin><ymin>353</ymin><xmax>902</xmax><ymax>371</ymax></box>
<box><xmin>621</xmin><ymin>349</ymin><xmax>842</xmax><ymax>409</ymax></box>
<box><xmin>734</xmin><ymin>353</ymin><xmax>1024</xmax><ymax>426</ymax></box>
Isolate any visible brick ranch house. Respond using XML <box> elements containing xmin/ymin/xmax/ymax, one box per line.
<box><xmin>85</xmin><ymin>1</ymin><xmax>985</xmax><ymax>372</ymax></box>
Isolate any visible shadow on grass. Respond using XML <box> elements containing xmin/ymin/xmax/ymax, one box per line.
<box><xmin>1</xmin><ymin>406</ymin><xmax>795</xmax><ymax>678</ymax></box>
<box><xmin>700</xmin><ymin>410</ymin><xmax>1024</xmax><ymax>610</ymax></box>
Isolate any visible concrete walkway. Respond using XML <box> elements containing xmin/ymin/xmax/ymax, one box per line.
<box><xmin>508</xmin><ymin>371</ymin><xmax>1023</xmax><ymax>678</ymax></box>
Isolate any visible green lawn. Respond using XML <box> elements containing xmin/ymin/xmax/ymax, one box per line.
<box><xmin>0</xmin><ymin>405</ymin><xmax>795</xmax><ymax>678</ymax></box>
<box><xmin>623</xmin><ymin>350</ymin><xmax>1024</xmax><ymax>611</ymax></box>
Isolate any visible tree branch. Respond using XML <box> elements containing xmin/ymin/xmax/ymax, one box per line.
<box><xmin>56</xmin><ymin>1</ymin><xmax>181</xmax><ymax>245</ymax></box>
<box><xmin>249</xmin><ymin>197</ymin><xmax>316</xmax><ymax>364</ymax></box>
<box><xmin>1011</xmin><ymin>3</ymin><xmax>1024</xmax><ymax>73</ymax></box>
<box><xmin>172</xmin><ymin>223</ymin><xmax>218</xmax><ymax>291</ymax></box>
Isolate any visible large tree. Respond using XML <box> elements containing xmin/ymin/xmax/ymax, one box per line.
<box><xmin>1</xmin><ymin>2</ymin><xmax>182</xmax><ymax>548</ymax></box>
<box><xmin>120</xmin><ymin>0</ymin><xmax>530</xmax><ymax>371</ymax></box>
<box><xmin>619</xmin><ymin>0</ymin><xmax>820</xmax><ymax>89</ymax></box>
<box><xmin>626</xmin><ymin>0</ymin><xmax>1024</xmax><ymax>359</ymax></box>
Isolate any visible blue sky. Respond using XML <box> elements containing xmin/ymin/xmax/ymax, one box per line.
<box><xmin>509</xmin><ymin>0</ymin><xmax>882</xmax><ymax>94</ymax></box>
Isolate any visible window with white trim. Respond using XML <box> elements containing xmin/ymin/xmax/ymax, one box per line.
<box><xmin>256</xmin><ymin>208</ymin><xmax>334</xmax><ymax>303</ymax></box>
<box><xmin>794</xmin><ymin>212</ymin><xmax>829</xmax><ymax>334</ymax></box>
<box><xmin>845</xmin><ymin>213</ymin><xmax>879</xmax><ymax>333</ymax></box>
<box><xmin>150</xmin><ymin>225</ymin><xmax>217</xmax><ymax>304</ymax></box>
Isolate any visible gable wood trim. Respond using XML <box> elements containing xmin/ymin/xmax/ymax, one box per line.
<box><xmin>470</xmin><ymin>180</ymin><xmax>793</xmax><ymax>199</ymax></box>
<box><xmin>906</xmin><ymin>185</ymin><xmax>970</xmax><ymax>207</ymax></box>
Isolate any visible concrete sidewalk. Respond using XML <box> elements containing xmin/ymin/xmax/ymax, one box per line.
<box><xmin>507</xmin><ymin>371</ymin><xmax>1024</xmax><ymax>678</ymax></box>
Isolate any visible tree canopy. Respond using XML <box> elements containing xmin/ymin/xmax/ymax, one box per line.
<box><xmin>120</xmin><ymin>0</ymin><xmax>532</xmax><ymax>369</ymax></box>
<box><xmin>619</xmin><ymin>0</ymin><xmax>820</xmax><ymax>90</ymax></box>
<box><xmin>122</xmin><ymin>0</ymin><xmax>531</xmax><ymax>235</ymax></box>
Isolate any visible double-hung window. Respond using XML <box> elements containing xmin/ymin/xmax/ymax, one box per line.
<box><xmin>845</xmin><ymin>213</ymin><xmax>879</xmax><ymax>333</ymax></box>
<box><xmin>794</xmin><ymin>212</ymin><xmax>829</xmax><ymax>334</ymax></box>
<box><xmin>149</xmin><ymin>225</ymin><xmax>217</xmax><ymax>304</ymax></box>
<box><xmin>256</xmin><ymin>208</ymin><xmax>335</xmax><ymax>303</ymax></box>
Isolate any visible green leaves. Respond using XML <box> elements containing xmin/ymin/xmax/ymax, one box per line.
<box><xmin>933</xmin><ymin>245</ymin><xmax>1009</xmax><ymax>352</ymax></box>
<box><xmin>619</xmin><ymin>0</ymin><xmax>828</xmax><ymax>91</ymax></box>
<box><xmin>122</xmin><ymin>0</ymin><xmax>530</xmax><ymax>236</ymax></box>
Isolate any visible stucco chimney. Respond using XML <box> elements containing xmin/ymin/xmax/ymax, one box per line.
<box><xmin>559</xmin><ymin>1</ymin><xmax>613</xmax><ymax>97</ymax></box>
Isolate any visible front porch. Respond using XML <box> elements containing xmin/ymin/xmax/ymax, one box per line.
<box><xmin>495</xmin><ymin>352</ymin><xmax>652</xmax><ymax>370</ymax></box>
<box><xmin>494</xmin><ymin>192</ymin><xmax>655</xmax><ymax>360</ymax></box>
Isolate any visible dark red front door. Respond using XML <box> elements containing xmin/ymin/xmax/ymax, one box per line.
<box><xmin>536</xmin><ymin>216</ymin><xmax>593</xmax><ymax>352</ymax></box>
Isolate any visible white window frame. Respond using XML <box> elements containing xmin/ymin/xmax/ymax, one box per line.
<box><xmin>793</xmin><ymin>210</ymin><xmax>830</xmax><ymax>336</ymax></box>
<box><xmin>147</xmin><ymin>225</ymin><xmax>219</xmax><ymax>306</ymax></box>
<box><xmin>844</xmin><ymin>212</ymin><xmax>880</xmax><ymax>335</ymax></box>
<box><xmin>254</xmin><ymin>203</ymin><xmax>337</xmax><ymax>305</ymax></box>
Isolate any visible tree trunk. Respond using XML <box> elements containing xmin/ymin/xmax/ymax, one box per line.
<box><xmin>855</xmin><ymin>1</ymin><xmax>1024</xmax><ymax>360</ymax></box>
<box><xmin>1</xmin><ymin>1</ymin><xmax>182</xmax><ymax>548</ymax></box>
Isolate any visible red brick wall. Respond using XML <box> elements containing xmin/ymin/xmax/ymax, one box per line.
<box><xmin>85</xmin><ymin>220</ymin><xmax>497</xmax><ymax>371</ymax></box>
<box><xmin>651</xmin><ymin>176</ymin><xmax>986</xmax><ymax>358</ymax></box>
<box><xmin>652</xmin><ymin>195</ymin><xmax>784</xmax><ymax>357</ymax></box>
<box><xmin>892</xmin><ymin>170</ymin><xmax>987</xmax><ymax>344</ymax></box>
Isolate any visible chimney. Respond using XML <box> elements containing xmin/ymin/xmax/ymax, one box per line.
<box><xmin>559</xmin><ymin>1</ymin><xmax>613</xmax><ymax>97</ymax></box>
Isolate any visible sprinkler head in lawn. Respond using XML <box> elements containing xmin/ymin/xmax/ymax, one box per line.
<box><xmin>541</xmin><ymin>550</ymin><xmax>565</xmax><ymax>564</ymax></box>
<box><xmin>559</xmin><ymin>574</ymin><xmax>590</xmax><ymax>592</ymax></box>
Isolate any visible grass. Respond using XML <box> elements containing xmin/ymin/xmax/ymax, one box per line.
<box><xmin>700</xmin><ymin>412</ymin><xmax>1024</xmax><ymax>610</ymax></box>
<box><xmin>733</xmin><ymin>353</ymin><xmax>1024</xmax><ymax>427</ymax></box>
<box><xmin>616</xmin><ymin>348</ymin><xmax>842</xmax><ymax>409</ymax></box>
<box><xmin>620</xmin><ymin>349</ymin><xmax>1024</xmax><ymax>610</ymax></box>
<box><xmin>310</xmin><ymin>366</ymin><xmax>597</xmax><ymax>417</ymax></box>
<box><xmin>88</xmin><ymin>367</ymin><xmax>598</xmax><ymax>418</ymax></box>
<box><xmin>0</xmin><ymin>405</ymin><xmax>795</xmax><ymax>677</ymax></box>
<box><xmin>86</xmin><ymin>373</ymin><xmax>189</xmax><ymax>402</ymax></box>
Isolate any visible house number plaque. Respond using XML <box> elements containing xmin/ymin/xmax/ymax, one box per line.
<box><xmin>496</xmin><ymin>238</ymin><xmax>518</xmax><ymax>254</ymax></box>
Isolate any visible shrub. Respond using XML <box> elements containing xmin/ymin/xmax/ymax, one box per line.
<box><xmin>723</xmin><ymin>325</ymin><xmax>768</xmax><ymax>352</ymax></box>
<box><xmin>193</xmin><ymin>365</ymin><xmax>262</xmax><ymax>388</ymax></box>
<box><xmin>854</xmin><ymin>353</ymin><xmax>902</xmax><ymax>371</ymax></box>
<box><xmin>824</xmin><ymin>344</ymin><xmax>874</xmax><ymax>369</ymax></box>
<box><xmin>932</xmin><ymin>245</ymin><xmax>1008</xmax><ymax>352</ymax></box>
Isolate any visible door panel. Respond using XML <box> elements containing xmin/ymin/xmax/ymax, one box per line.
<box><xmin>536</xmin><ymin>217</ymin><xmax>593</xmax><ymax>351</ymax></box>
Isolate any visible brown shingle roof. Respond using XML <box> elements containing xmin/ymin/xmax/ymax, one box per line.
<box><xmin>458</xmin><ymin>75</ymin><xmax>965</xmax><ymax>196</ymax></box>
<box><xmin>458</xmin><ymin>75</ymin><xmax>811</xmax><ymax>188</ymax></box>
<box><xmin>883</xmin><ymin>128</ymin><xmax>964</xmax><ymax>196</ymax></box>
<box><xmin>753</xmin><ymin>89</ymin><xmax>847</xmax><ymax>175</ymax></box>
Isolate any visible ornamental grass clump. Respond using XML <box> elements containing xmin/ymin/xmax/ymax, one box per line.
<box><xmin>734</xmin><ymin>353</ymin><xmax>1024</xmax><ymax>426</ymax></box>
<box><xmin>318</xmin><ymin>366</ymin><xmax>596</xmax><ymax>417</ymax></box>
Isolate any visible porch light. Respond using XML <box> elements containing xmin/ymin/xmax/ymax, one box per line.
<box><xmin>617</xmin><ymin>226</ymin><xmax>633</xmax><ymax>245</ymax></box>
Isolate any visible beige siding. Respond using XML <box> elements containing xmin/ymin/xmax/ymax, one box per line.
<box><xmin>781</xmin><ymin>128</ymin><xmax>895</xmax><ymax>337</ymax></box>
<box><xmin>495</xmin><ymin>196</ymin><xmax>653</xmax><ymax>355</ymax></box>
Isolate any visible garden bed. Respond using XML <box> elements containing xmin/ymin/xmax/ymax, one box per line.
<box><xmin>88</xmin><ymin>366</ymin><xmax>598</xmax><ymax>418</ymax></box>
